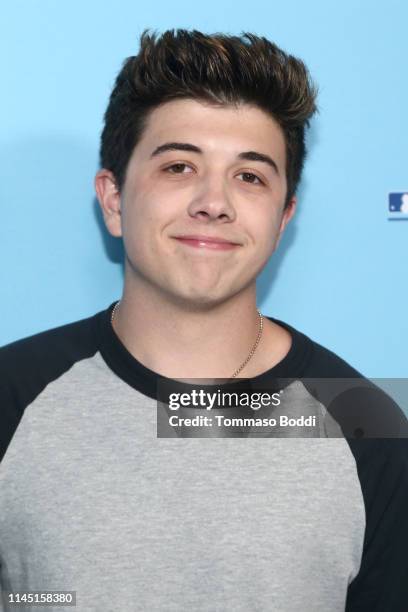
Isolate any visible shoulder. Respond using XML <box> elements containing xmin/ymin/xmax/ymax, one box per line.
<box><xmin>269</xmin><ymin>316</ymin><xmax>364</xmax><ymax>379</ymax></box>
<box><xmin>0</xmin><ymin>311</ymin><xmax>101</xmax><ymax>462</ymax></box>
<box><xmin>275</xmin><ymin>320</ymin><xmax>408</xmax><ymax>438</ymax></box>
<box><xmin>0</xmin><ymin>311</ymin><xmax>100</xmax><ymax>388</ymax></box>
<box><xmin>302</xmin><ymin>332</ymin><xmax>364</xmax><ymax>378</ymax></box>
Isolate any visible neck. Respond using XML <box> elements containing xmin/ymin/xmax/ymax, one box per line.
<box><xmin>112</xmin><ymin>274</ymin><xmax>263</xmax><ymax>380</ymax></box>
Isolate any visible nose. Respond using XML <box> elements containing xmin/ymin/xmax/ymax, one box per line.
<box><xmin>187</xmin><ymin>174</ymin><xmax>237</xmax><ymax>223</ymax></box>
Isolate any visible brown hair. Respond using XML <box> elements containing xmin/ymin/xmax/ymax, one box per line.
<box><xmin>100</xmin><ymin>28</ymin><xmax>318</xmax><ymax>207</ymax></box>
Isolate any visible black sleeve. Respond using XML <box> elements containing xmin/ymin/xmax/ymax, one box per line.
<box><xmin>300</xmin><ymin>340</ymin><xmax>408</xmax><ymax>610</ymax></box>
<box><xmin>345</xmin><ymin>438</ymin><xmax>408</xmax><ymax>611</ymax></box>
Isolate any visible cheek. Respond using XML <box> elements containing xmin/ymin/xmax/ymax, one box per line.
<box><xmin>120</xmin><ymin>196</ymin><xmax>151</xmax><ymax>259</ymax></box>
<box><xmin>247</xmin><ymin>211</ymin><xmax>282</xmax><ymax>253</ymax></box>
<box><xmin>120</xmin><ymin>190</ymin><xmax>174</xmax><ymax>263</ymax></box>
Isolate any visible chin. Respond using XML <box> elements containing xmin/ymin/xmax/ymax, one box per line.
<box><xmin>167</xmin><ymin>288</ymin><xmax>231</xmax><ymax>312</ymax></box>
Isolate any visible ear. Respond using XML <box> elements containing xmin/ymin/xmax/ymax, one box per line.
<box><xmin>94</xmin><ymin>169</ymin><xmax>122</xmax><ymax>237</ymax></box>
<box><xmin>274</xmin><ymin>195</ymin><xmax>297</xmax><ymax>251</ymax></box>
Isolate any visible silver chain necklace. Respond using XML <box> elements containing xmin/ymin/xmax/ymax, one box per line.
<box><xmin>110</xmin><ymin>301</ymin><xmax>263</xmax><ymax>379</ymax></box>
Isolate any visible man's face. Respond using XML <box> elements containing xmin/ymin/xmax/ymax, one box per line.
<box><xmin>100</xmin><ymin>98</ymin><xmax>296</xmax><ymax>308</ymax></box>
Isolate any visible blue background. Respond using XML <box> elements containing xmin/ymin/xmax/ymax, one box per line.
<box><xmin>1</xmin><ymin>0</ymin><xmax>407</xmax><ymax>377</ymax></box>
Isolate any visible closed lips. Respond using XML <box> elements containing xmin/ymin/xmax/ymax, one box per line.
<box><xmin>173</xmin><ymin>235</ymin><xmax>241</xmax><ymax>245</ymax></box>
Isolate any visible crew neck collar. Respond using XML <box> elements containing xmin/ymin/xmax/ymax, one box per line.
<box><xmin>97</xmin><ymin>301</ymin><xmax>313</xmax><ymax>400</ymax></box>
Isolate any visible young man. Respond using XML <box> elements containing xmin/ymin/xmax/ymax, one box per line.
<box><xmin>1</xmin><ymin>29</ymin><xmax>407</xmax><ymax>611</ymax></box>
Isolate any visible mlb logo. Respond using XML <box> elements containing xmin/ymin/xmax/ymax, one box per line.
<box><xmin>389</xmin><ymin>192</ymin><xmax>408</xmax><ymax>220</ymax></box>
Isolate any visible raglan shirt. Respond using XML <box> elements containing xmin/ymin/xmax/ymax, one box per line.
<box><xmin>0</xmin><ymin>301</ymin><xmax>407</xmax><ymax>612</ymax></box>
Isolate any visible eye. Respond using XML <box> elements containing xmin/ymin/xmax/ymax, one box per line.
<box><xmin>163</xmin><ymin>163</ymin><xmax>194</xmax><ymax>174</ymax></box>
<box><xmin>237</xmin><ymin>172</ymin><xmax>265</xmax><ymax>186</ymax></box>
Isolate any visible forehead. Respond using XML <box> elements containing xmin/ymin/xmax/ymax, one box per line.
<box><xmin>134</xmin><ymin>98</ymin><xmax>286</xmax><ymax>164</ymax></box>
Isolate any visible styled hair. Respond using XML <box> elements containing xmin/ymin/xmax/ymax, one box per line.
<box><xmin>100</xmin><ymin>28</ymin><xmax>318</xmax><ymax>207</ymax></box>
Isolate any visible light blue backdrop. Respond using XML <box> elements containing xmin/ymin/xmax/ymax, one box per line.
<box><xmin>1</xmin><ymin>0</ymin><xmax>407</xmax><ymax>377</ymax></box>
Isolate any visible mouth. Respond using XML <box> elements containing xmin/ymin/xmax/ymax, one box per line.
<box><xmin>172</xmin><ymin>234</ymin><xmax>242</xmax><ymax>251</ymax></box>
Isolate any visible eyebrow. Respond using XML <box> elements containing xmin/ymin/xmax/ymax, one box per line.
<box><xmin>150</xmin><ymin>142</ymin><xmax>280</xmax><ymax>175</ymax></box>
